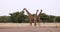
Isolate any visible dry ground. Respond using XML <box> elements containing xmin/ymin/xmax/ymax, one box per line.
<box><xmin>0</xmin><ymin>23</ymin><xmax>60</xmax><ymax>32</ymax></box>
<box><xmin>0</xmin><ymin>23</ymin><xmax>60</xmax><ymax>27</ymax></box>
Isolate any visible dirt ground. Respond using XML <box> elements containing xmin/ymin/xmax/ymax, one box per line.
<box><xmin>0</xmin><ymin>23</ymin><xmax>60</xmax><ymax>32</ymax></box>
<box><xmin>0</xmin><ymin>26</ymin><xmax>60</xmax><ymax>32</ymax></box>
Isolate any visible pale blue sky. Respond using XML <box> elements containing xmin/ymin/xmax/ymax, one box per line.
<box><xmin>0</xmin><ymin>0</ymin><xmax>60</xmax><ymax>16</ymax></box>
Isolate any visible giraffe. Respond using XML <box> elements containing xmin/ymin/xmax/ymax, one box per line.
<box><xmin>22</xmin><ymin>8</ymin><xmax>43</xmax><ymax>26</ymax></box>
<box><xmin>33</xmin><ymin>9</ymin><xmax>43</xmax><ymax>26</ymax></box>
<box><xmin>33</xmin><ymin>10</ymin><xmax>39</xmax><ymax>26</ymax></box>
<box><xmin>37</xmin><ymin>9</ymin><xmax>43</xmax><ymax>26</ymax></box>
<box><xmin>23</xmin><ymin>8</ymin><xmax>33</xmax><ymax>26</ymax></box>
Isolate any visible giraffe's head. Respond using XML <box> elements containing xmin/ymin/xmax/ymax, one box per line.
<box><xmin>37</xmin><ymin>9</ymin><xmax>39</xmax><ymax>12</ymax></box>
<box><xmin>23</xmin><ymin>8</ymin><xmax>27</xmax><ymax>10</ymax></box>
<box><xmin>41</xmin><ymin>9</ymin><xmax>43</xmax><ymax>12</ymax></box>
<box><xmin>36</xmin><ymin>9</ymin><xmax>39</xmax><ymax>15</ymax></box>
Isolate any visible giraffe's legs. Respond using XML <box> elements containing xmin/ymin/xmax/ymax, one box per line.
<box><xmin>34</xmin><ymin>21</ymin><xmax>37</xmax><ymax>26</ymax></box>
<box><xmin>38</xmin><ymin>17</ymin><xmax>40</xmax><ymax>26</ymax></box>
<box><xmin>34</xmin><ymin>17</ymin><xmax>37</xmax><ymax>26</ymax></box>
<box><xmin>29</xmin><ymin>18</ymin><xmax>32</xmax><ymax>26</ymax></box>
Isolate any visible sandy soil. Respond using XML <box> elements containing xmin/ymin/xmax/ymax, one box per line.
<box><xmin>0</xmin><ymin>23</ymin><xmax>60</xmax><ymax>32</ymax></box>
<box><xmin>0</xmin><ymin>26</ymin><xmax>60</xmax><ymax>32</ymax></box>
<box><xmin>0</xmin><ymin>23</ymin><xmax>60</xmax><ymax>27</ymax></box>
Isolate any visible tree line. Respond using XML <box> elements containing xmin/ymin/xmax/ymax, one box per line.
<box><xmin>0</xmin><ymin>11</ymin><xmax>60</xmax><ymax>23</ymax></box>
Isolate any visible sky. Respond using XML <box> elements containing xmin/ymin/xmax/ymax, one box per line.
<box><xmin>0</xmin><ymin>0</ymin><xmax>60</xmax><ymax>16</ymax></box>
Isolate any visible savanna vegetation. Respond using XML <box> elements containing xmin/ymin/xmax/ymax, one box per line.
<box><xmin>0</xmin><ymin>11</ymin><xmax>60</xmax><ymax>23</ymax></box>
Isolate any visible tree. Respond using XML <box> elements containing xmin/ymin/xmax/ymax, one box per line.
<box><xmin>0</xmin><ymin>16</ymin><xmax>10</xmax><ymax>23</ymax></box>
<box><xmin>40</xmin><ymin>13</ymin><xmax>49</xmax><ymax>22</ymax></box>
<box><xmin>56</xmin><ymin>16</ymin><xmax>60</xmax><ymax>22</ymax></box>
<box><xmin>9</xmin><ymin>11</ymin><xmax>28</xmax><ymax>23</ymax></box>
<box><xmin>40</xmin><ymin>13</ymin><xmax>55</xmax><ymax>23</ymax></box>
